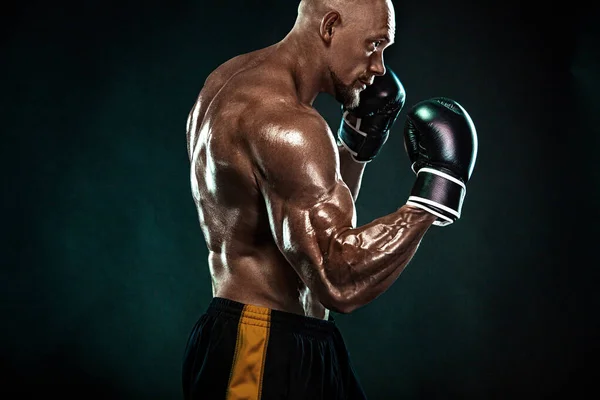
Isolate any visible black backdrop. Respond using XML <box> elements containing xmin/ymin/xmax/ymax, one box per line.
<box><xmin>3</xmin><ymin>0</ymin><xmax>598</xmax><ymax>398</ymax></box>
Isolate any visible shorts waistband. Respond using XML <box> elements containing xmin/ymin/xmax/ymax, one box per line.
<box><xmin>206</xmin><ymin>297</ymin><xmax>337</xmax><ymax>335</ymax></box>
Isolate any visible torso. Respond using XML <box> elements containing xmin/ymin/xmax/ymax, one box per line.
<box><xmin>186</xmin><ymin>45</ymin><xmax>329</xmax><ymax>319</ymax></box>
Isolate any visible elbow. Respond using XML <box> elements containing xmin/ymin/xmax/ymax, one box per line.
<box><xmin>315</xmin><ymin>234</ymin><xmax>367</xmax><ymax>314</ymax></box>
<box><xmin>330</xmin><ymin>302</ymin><xmax>358</xmax><ymax>315</ymax></box>
<box><xmin>319</xmin><ymin>286</ymin><xmax>361</xmax><ymax>315</ymax></box>
<box><xmin>318</xmin><ymin>252</ymin><xmax>363</xmax><ymax>314</ymax></box>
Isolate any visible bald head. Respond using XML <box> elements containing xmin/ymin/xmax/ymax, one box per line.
<box><xmin>297</xmin><ymin>0</ymin><xmax>395</xmax><ymax>31</ymax></box>
<box><xmin>287</xmin><ymin>0</ymin><xmax>396</xmax><ymax>108</ymax></box>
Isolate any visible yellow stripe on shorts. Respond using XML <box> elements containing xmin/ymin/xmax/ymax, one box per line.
<box><xmin>226</xmin><ymin>304</ymin><xmax>272</xmax><ymax>400</ymax></box>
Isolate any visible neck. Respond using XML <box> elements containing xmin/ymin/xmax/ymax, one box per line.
<box><xmin>276</xmin><ymin>29</ymin><xmax>333</xmax><ymax>106</ymax></box>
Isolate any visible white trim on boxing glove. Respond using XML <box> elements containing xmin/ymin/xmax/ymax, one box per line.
<box><xmin>412</xmin><ymin>166</ymin><xmax>466</xmax><ymax>190</ymax></box>
<box><xmin>406</xmin><ymin>196</ymin><xmax>460</xmax><ymax>218</ymax></box>
<box><xmin>405</xmin><ymin>200</ymin><xmax>454</xmax><ymax>226</ymax></box>
<box><xmin>337</xmin><ymin>138</ymin><xmax>371</xmax><ymax>164</ymax></box>
<box><xmin>337</xmin><ymin>111</ymin><xmax>371</xmax><ymax>164</ymax></box>
<box><xmin>406</xmin><ymin>167</ymin><xmax>466</xmax><ymax>226</ymax></box>
<box><xmin>342</xmin><ymin>111</ymin><xmax>367</xmax><ymax>137</ymax></box>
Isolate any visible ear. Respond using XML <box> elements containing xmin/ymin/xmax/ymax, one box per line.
<box><xmin>319</xmin><ymin>11</ymin><xmax>340</xmax><ymax>44</ymax></box>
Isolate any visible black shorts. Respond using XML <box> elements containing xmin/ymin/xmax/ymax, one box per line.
<box><xmin>182</xmin><ymin>297</ymin><xmax>367</xmax><ymax>400</ymax></box>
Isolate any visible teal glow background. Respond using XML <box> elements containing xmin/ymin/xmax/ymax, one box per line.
<box><xmin>3</xmin><ymin>0</ymin><xmax>598</xmax><ymax>398</ymax></box>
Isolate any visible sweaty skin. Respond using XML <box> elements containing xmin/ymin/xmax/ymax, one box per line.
<box><xmin>186</xmin><ymin>0</ymin><xmax>436</xmax><ymax>319</ymax></box>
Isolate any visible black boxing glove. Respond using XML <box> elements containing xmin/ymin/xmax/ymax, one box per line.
<box><xmin>337</xmin><ymin>68</ymin><xmax>406</xmax><ymax>163</ymax></box>
<box><xmin>404</xmin><ymin>97</ymin><xmax>478</xmax><ymax>226</ymax></box>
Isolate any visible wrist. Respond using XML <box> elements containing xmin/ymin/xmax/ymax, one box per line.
<box><xmin>337</xmin><ymin>135</ymin><xmax>371</xmax><ymax>164</ymax></box>
<box><xmin>406</xmin><ymin>167</ymin><xmax>466</xmax><ymax>226</ymax></box>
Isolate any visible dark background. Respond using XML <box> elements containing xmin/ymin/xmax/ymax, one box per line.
<box><xmin>3</xmin><ymin>0</ymin><xmax>598</xmax><ymax>398</ymax></box>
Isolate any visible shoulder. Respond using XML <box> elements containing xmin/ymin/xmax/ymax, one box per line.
<box><xmin>257</xmin><ymin>101</ymin><xmax>330</xmax><ymax>135</ymax></box>
<box><xmin>248</xmin><ymin>101</ymin><xmax>335</xmax><ymax>159</ymax></box>
<box><xmin>245</xmin><ymin>101</ymin><xmax>340</xmax><ymax>197</ymax></box>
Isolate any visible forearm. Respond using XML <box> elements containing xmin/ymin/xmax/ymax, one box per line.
<box><xmin>324</xmin><ymin>204</ymin><xmax>436</xmax><ymax>313</ymax></box>
<box><xmin>338</xmin><ymin>144</ymin><xmax>367</xmax><ymax>201</ymax></box>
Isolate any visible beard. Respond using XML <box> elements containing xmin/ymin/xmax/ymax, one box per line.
<box><xmin>329</xmin><ymin>68</ymin><xmax>361</xmax><ymax>110</ymax></box>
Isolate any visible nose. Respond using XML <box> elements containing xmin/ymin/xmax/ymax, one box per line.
<box><xmin>369</xmin><ymin>52</ymin><xmax>386</xmax><ymax>76</ymax></box>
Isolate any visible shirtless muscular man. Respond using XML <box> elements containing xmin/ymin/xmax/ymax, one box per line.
<box><xmin>182</xmin><ymin>0</ymin><xmax>478</xmax><ymax>398</ymax></box>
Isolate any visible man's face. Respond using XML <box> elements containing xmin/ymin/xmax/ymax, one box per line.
<box><xmin>328</xmin><ymin>0</ymin><xmax>395</xmax><ymax>109</ymax></box>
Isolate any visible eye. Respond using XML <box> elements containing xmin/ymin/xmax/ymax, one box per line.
<box><xmin>372</xmin><ymin>40</ymin><xmax>382</xmax><ymax>49</ymax></box>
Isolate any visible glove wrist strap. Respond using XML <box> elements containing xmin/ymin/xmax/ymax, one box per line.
<box><xmin>406</xmin><ymin>167</ymin><xmax>466</xmax><ymax>226</ymax></box>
